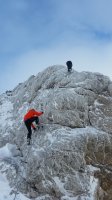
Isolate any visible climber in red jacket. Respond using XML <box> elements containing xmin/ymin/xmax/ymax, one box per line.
<box><xmin>24</xmin><ymin>109</ymin><xmax>43</xmax><ymax>145</ymax></box>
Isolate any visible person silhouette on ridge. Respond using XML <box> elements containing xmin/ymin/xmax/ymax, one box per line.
<box><xmin>66</xmin><ymin>60</ymin><xmax>73</xmax><ymax>72</ymax></box>
<box><xmin>24</xmin><ymin>108</ymin><xmax>43</xmax><ymax>145</ymax></box>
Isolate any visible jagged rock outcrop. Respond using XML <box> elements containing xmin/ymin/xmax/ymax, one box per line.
<box><xmin>0</xmin><ymin>65</ymin><xmax>112</xmax><ymax>200</ymax></box>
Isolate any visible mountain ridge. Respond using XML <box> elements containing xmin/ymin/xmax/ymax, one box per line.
<box><xmin>0</xmin><ymin>65</ymin><xmax>112</xmax><ymax>200</ymax></box>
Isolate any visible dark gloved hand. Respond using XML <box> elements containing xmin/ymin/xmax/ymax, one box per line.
<box><xmin>33</xmin><ymin>127</ymin><xmax>37</xmax><ymax>131</ymax></box>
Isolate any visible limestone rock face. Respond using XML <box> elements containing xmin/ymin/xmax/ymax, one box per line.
<box><xmin>89</xmin><ymin>95</ymin><xmax>112</xmax><ymax>133</ymax></box>
<box><xmin>0</xmin><ymin>65</ymin><xmax>112</xmax><ymax>200</ymax></box>
<box><xmin>108</xmin><ymin>83</ymin><xmax>112</xmax><ymax>96</ymax></box>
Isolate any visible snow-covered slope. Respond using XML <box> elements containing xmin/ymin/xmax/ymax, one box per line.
<box><xmin>0</xmin><ymin>94</ymin><xmax>29</xmax><ymax>200</ymax></box>
<box><xmin>0</xmin><ymin>65</ymin><xmax>112</xmax><ymax>200</ymax></box>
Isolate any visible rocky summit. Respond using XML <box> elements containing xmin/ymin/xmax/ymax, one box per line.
<box><xmin>0</xmin><ymin>65</ymin><xmax>112</xmax><ymax>200</ymax></box>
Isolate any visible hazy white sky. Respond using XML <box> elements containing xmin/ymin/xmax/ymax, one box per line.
<box><xmin>1</xmin><ymin>0</ymin><xmax>112</xmax><ymax>93</ymax></box>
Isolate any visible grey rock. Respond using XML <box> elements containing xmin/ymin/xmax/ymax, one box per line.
<box><xmin>0</xmin><ymin>65</ymin><xmax>112</xmax><ymax>200</ymax></box>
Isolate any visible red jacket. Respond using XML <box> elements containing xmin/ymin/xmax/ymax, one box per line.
<box><xmin>24</xmin><ymin>109</ymin><xmax>43</xmax><ymax>121</ymax></box>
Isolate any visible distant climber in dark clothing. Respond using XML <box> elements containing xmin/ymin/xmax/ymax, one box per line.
<box><xmin>66</xmin><ymin>61</ymin><xmax>73</xmax><ymax>72</ymax></box>
<box><xmin>24</xmin><ymin>109</ymin><xmax>43</xmax><ymax>145</ymax></box>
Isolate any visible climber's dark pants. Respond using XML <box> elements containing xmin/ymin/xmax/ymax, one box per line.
<box><xmin>68</xmin><ymin>66</ymin><xmax>72</xmax><ymax>72</ymax></box>
<box><xmin>67</xmin><ymin>63</ymin><xmax>72</xmax><ymax>72</ymax></box>
<box><xmin>24</xmin><ymin>117</ymin><xmax>39</xmax><ymax>139</ymax></box>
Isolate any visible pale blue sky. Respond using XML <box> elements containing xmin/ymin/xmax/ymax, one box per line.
<box><xmin>1</xmin><ymin>0</ymin><xmax>112</xmax><ymax>93</ymax></box>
